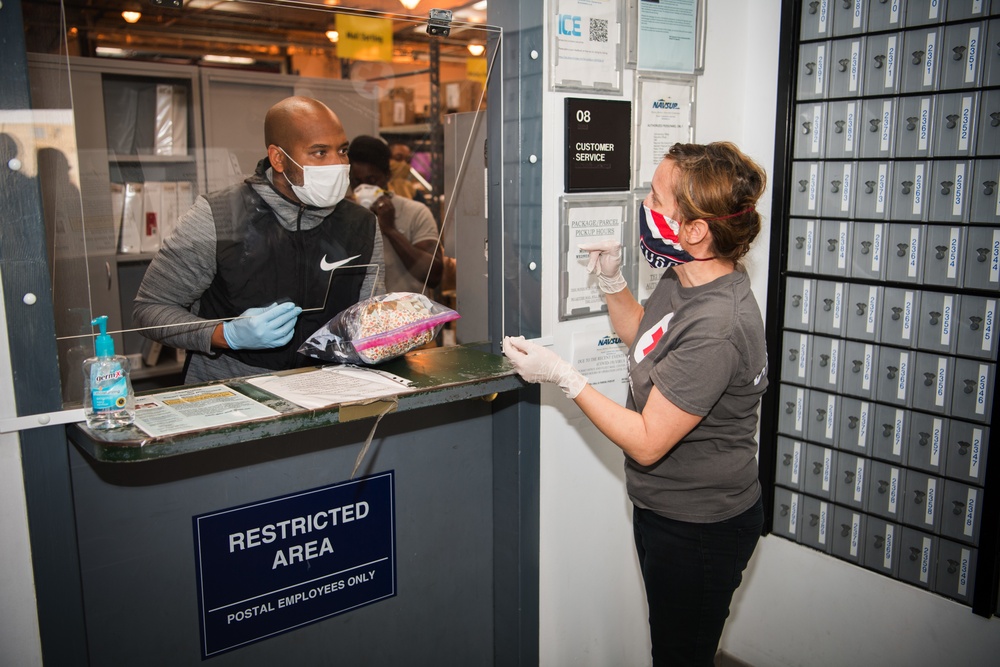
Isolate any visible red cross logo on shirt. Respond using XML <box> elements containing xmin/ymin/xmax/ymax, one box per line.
<box><xmin>642</xmin><ymin>327</ymin><xmax>664</xmax><ymax>356</ymax></box>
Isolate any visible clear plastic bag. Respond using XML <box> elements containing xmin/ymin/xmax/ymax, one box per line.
<box><xmin>298</xmin><ymin>292</ymin><xmax>460</xmax><ymax>365</ymax></box>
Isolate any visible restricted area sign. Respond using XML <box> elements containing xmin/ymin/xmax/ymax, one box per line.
<box><xmin>565</xmin><ymin>98</ymin><xmax>632</xmax><ymax>193</ymax></box>
<box><xmin>193</xmin><ymin>471</ymin><xmax>396</xmax><ymax>657</ymax></box>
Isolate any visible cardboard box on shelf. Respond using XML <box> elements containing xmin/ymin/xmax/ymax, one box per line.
<box><xmin>379</xmin><ymin>87</ymin><xmax>416</xmax><ymax>126</ymax></box>
<box><xmin>444</xmin><ymin>80</ymin><xmax>484</xmax><ymax>113</ymax></box>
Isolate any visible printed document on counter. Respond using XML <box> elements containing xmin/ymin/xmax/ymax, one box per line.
<box><xmin>133</xmin><ymin>386</ymin><xmax>281</xmax><ymax>438</ymax></box>
<box><xmin>246</xmin><ymin>366</ymin><xmax>415</xmax><ymax>410</ymax></box>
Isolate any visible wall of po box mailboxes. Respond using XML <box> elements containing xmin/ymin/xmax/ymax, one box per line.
<box><xmin>768</xmin><ymin>0</ymin><xmax>1000</xmax><ymax>612</ymax></box>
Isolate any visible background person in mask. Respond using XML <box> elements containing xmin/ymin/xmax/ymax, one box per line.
<box><xmin>134</xmin><ymin>96</ymin><xmax>385</xmax><ymax>384</ymax></box>
<box><xmin>348</xmin><ymin>135</ymin><xmax>442</xmax><ymax>293</ymax></box>
<box><xmin>503</xmin><ymin>142</ymin><xmax>768</xmax><ymax>667</ymax></box>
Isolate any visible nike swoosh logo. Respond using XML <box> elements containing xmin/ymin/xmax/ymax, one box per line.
<box><xmin>320</xmin><ymin>254</ymin><xmax>361</xmax><ymax>271</ymax></box>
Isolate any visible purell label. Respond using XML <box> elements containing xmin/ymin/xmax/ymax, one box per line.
<box><xmin>805</xmin><ymin>219</ymin><xmax>815</xmax><ymax>267</ymax></box>
<box><xmin>884</xmin><ymin>524</ymin><xmax>895</xmax><ymax>568</ymax></box>
<box><xmin>970</xmin><ymin>428</ymin><xmax>983</xmax><ymax>479</ymax></box>
<box><xmin>920</xmin><ymin>537</ymin><xmax>932</xmax><ymax>583</ymax></box>
<box><xmin>897</xmin><ymin>352</ymin><xmax>909</xmax><ymax>400</ymax></box>
<box><xmin>925</xmin><ymin>478</ymin><xmax>937</xmax><ymax>526</ymax></box>
<box><xmin>877</xmin><ymin>164</ymin><xmax>888</xmax><ymax>213</ymax></box>
<box><xmin>960</xmin><ymin>96</ymin><xmax>973</xmax><ymax>152</ymax></box>
<box><xmin>792</xmin><ymin>441</ymin><xmax>802</xmax><ymax>484</ymax></box>
<box><xmin>935</xmin><ymin>358</ymin><xmax>948</xmax><ymax>407</ymax></box>
<box><xmin>903</xmin><ymin>291</ymin><xmax>915</xmax><ymax>340</ymax></box>
<box><xmin>871</xmin><ymin>224</ymin><xmax>883</xmax><ymax>272</ymax></box>
<box><xmin>841</xmin><ymin>164</ymin><xmax>852</xmax><ymax>212</ymax></box>
<box><xmin>854</xmin><ymin>460</ymin><xmax>865</xmax><ymax>502</ymax></box>
<box><xmin>880</xmin><ymin>103</ymin><xmax>892</xmax><ymax>152</ymax></box>
<box><xmin>919</xmin><ymin>99</ymin><xmax>931</xmax><ymax>151</ymax></box>
<box><xmin>953</xmin><ymin>166</ymin><xmax>965</xmax><ymax>218</ymax></box>
<box><xmin>797</xmin><ymin>334</ymin><xmax>807</xmax><ymax>378</ymax></box>
<box><xmin>819</xmin><ymin>501</ymin><xmax>829</xmax><ymax>545</ymax></box>
<box><xmin>893</xmin><ymin>409</ymin><xmax>904</xmax><ymax>456</ymax></box>
<box><xmin>967</xmin><ymin>27</ymin><xmax>980</xmax><ymax>84</ymax></box>
<box><xmin>923</xmin><ymin>32</ymin><xmax>937</xmax><ymax>87</ymax></box>
<box><xmin>816</xmin><ymin>45</ymin><xmax>826</xmax><ymax>95</ymax></box>
<box><xmin>809</xmin><ymin>163</ymin><xmax>819</xmax><ymax>211</ymax></box>
<box><xmin>849</xmin><ymin>41</ymin><xmax>861</xmax><ymax>92</ymax></box>
<box><xmin>845</xmin><ymin>102</ymin><xmax>856</xmax><ymax>153</ymax></box>
<box><xmin>823</xmin><ymin>448</ymin><xmax>833</xmax><ymax>492</ymax></box>
<box><xmin>828</xmin><ymin>340</ymin><xmax>840</xmax><ymax>386</ymax></box>
<box><xmin>965</xmin><ymin>489</ymin><xmax>977</xmax><ymax>537</ymax></box>
<box><xmin>912</xmin><ymin>165</ymin><xmax>924</xmax><ymax>216</ymax></box>
<box><xmin>862</xmin><ymin>344</ymin><xmax>873</xmax><ymax>391</ymax></box>
<box><xmin>959</xmin><ymin>548</ymin><xmax>971</xmax><ymax>596</ymax></box>
<box><xmin>888</xmin><ymin>468</ymin><xmax>900</xmax><ymax>514</ymax></box>
<box><xmin>850</xmin><ymin>513</ymin><xmax>861</xmax><ymax>557</ymax></box>
<box><xmin>811</xmin><ymin>106</ymin><xmax>823</xmax><ymax>154</ymax></box>
<box><xmin>795</xmin><ymin>387</ymin><xmax>805</xmax><ymax>432</ymax></box>
<box><xmin>838</xmin><ymin>222</ymin><xmax>848</xmax><ymax>268</ymax></box>
<box><xmin>941</xmin><ymin>295</ymin><xmax>953</xmax><ymax>347</ymax></box>
<box><xmin>885</xmin><ymin>36</ymin><xmax>897</xmax><ymax>88</ymax></box>
<box><xmin>976</xmin><ymin>364</ymin><xmax>988</xmax><ymax>415</ymax></box>
<box><xmin>908</xmin><ymin>227</ymin><xmax>920</xmax><ymax>278</ymax></box>
<box><xmin>984</xmin><ymin>300</ymin><xmax>996</xmax><ymax>352</ymax></box>
<box><xmin>866</xmin><ymin>287</ymin><xmax>878</xmax><ymax>334</ymax></box>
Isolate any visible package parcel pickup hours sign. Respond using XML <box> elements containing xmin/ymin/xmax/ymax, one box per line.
<box><xmin>193</xmin><ymin>471</ymin><xmax>396</xmax><ymax>658</ymax></box>
<box><xmin>565</xmin><ymin>98</ymin><xmax>632</xmax><ymax>193</ymax></box>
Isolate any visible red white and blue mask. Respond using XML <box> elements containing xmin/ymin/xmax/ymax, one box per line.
<box><xmin>638</xmin><ymin>202</ymin><xmax>694</xmax><ymax>269</ymax></box>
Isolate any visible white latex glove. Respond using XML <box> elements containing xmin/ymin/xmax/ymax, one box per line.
<box><xmin>502</xmin><ymin>336</ymin><xmax>588</xmax><ymax>399</ymax></box>
<box><xmin>579</xmin><ymin>240</ymin><xmax>627</xmax><ymax>294</ymax></box>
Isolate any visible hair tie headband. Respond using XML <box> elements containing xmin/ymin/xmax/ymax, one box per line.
<box><xmin>707</xmin><ymin>206</ymin><xmax>755</xmax><ymax>221</ymax></box>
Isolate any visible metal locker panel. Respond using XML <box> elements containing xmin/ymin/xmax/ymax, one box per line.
<box><xmin>912</xmin><ymin>352</ymin><xmax>953</xmax><ymax>413</ymax></box>
<box><xmin>808</xmin><ymin>334</ymin><xmax>843</xmax><ymax>393</ymax></box>
<box><xmin>950</xmin><ymin>357</ymin><xmax>994</xmax><ymax>422</ymax></box>
<box><xmin>867</xmin><ymin>460</ymin><xmax>906</xmax><ymax>521</ymax></box>
<box><xmin>817</xmin><ymin>219</ymin><xmax>851</xmax><ymax>276</ymax></box>
<box><xmin>955</xmin><ymin>294</ymin><xmax>998</xmax><ymax>358</ymax></box>
<box><xmin>776</xmin><ymin>436</ymin><xmax>807</xmax><ymax>491</ymax></box>
<box><xmin>885</xmin><ymin>223</ymin><xmax>926</xmax><ymax>283</ymax></box>
<box><xmin>787</xmin><ymin>218</ymin><xmax>818</xmax><ymax>273</ymax></box>
<box><xmin>833</xmin><ymin>0</ymin><xmax>870</xmax><ymax>36</ymax></box>
<box><xmin>842</xmin><ymin>341</ymin><xmax>879</xmax><ymax>398</ymax></box>
<box><xmin>860</xmin><ymin>98</ymin><xmax>896</xmax><ymax>159</ymax></box>
<box><xmin>934</xmin><ymin>539</ymin><xmax>977</xmax><ymax>604</ymax></box>
<box><xmin>781</xmin><ymin>330</ymin><xmax>811</xmax><ymax>385</ymax></box>
<box><xmin>907</xmin><ymin>412</ymin><xmax>948</xmax><ymax>474</ymax></box>
<box><xmin>975</xmin><ymin>90</ymin><xmax>1000</xmax><ymax>156</ymax></box>
<box><xmin>804</xmin><ymin>443</ymin><xmax>837</xmax><ymax>499</ymax></box>
<box><xmin>931</xmin><ymin>91</ymin><xmax>979</xmax><ymax>157</ymax></box>
<box><xmin>838</xmin><ymin>396</ymin><xmax>875</xmax><ymax>455</ymax></box>
<box><xmin>945</xmin><ymin>420</ymin><xmax>989</xmax><ymax>485</ymax></box>
<box><xmin>875</xmin><ymin>346</ymin><xmax>914</xmax><ymax>406</ymax></box>
<box><xmin>824</xmin><ymin>100</ymin><xmax>860</xmax><ymax>159</ymax></box>
<box><xmin>833</xmin><ymin>452</ymin><xmax>869</xmax><ymax>511</ymax></box>
<box><xmin>939</xmin><ymin>22</ymin><xmax>986</xmax><ymax>90</ymax></box>
<box><xmin>793</xmin><ymin>103</ymin><xmax>827</xmax><ymax>160</ymax></box>
<box><xmin>784</xmin><ymin>276</ymin><xmax>816</xmax><ymax>332</ymax></box>
<box><xmin>940</xmin><ymin>479</ymin><xmax>982</xmax><ymax>543</ymax></box>
<box><xmin>880</xmin><ymin>287</ymin><xmax>920</xmax><ymax>347</ymax></box>
<box><xmin>872</xmin><ymin>403</ymin><xmax>909</xmax><ymax>463</ymax></box>
<box><xmin>797</xmin><ymin>41</ymin><xmax>831</xmax><ymax>100</ymax></box>
<box><xmin>850</xmin><ymin>221</ymin><xmax>887</xmax><ymax>280</ymax></box>
<box><xmin>800</xmin><ymin>495</ymin><xmax>834</xmax><ymax>553</ymax></box>
<box><xmin>889</xmin><ymin>163</ymin><xmax>929</xmax><ymax>223</ymax></box>
<box><xmin>863</xmin><ymin>517</ymin><xmax>901</xmax><ymax>577</ymax></box>
<box><xmin>961</xmin><ymin>228</ymin><xmax>1000</xmax><ymax>292</ymax></box>
<box><xmin>845</xmin><ymin>283</ymin><xmax>882</xmax><ymax>342</ymax></box>
<box><xmin>868</xmin><ymin>0</ymin><xmax>906</xmax><ymax>32</ymax></box>
<box><xmin>813</xmin><ymin>279</ymin><xmax>848</xmax><ymax>337</ymax></box>
<box><xmin>772</xmin><ymin>487</ymin><xmax>802</xmax><ymax>541</ymax></box>
<box><xmin>902</xmin><ymin>472</ymin><xmax>943</xmax><ymax>533</ymax></box>
<box><xmin>864</xmin><ymin>32</ymin><xmax>902</xmax><ymax>96</ymax></box>
<box><xmin>982</xmin><ymin>18</ymin><xmax>1000</xmax><ymax>86</ymax></box>
<box><xmin>968</xmin><ymin>160</ymin><xmax>1000</xmax><ymax>223</ymax></box>
<box><xmin>905</xmin><ymin>0</ymin><xmax>947</xmax><ymax>26</ymax></box>
<box><xmin>915</xmin><ymin>290</ymin><xmax>959</xmax><ymax>354</ymax></box>
<box><xmin>895</xmin><ymin>96</ymin><xmax>934</xmax><ymax>158</ymax></box>
<box><xmin>829</xmin><ymin>37</ymin><xmax>866</xmax><ymax>98</ymax></box>
<box><xmin>801</xmin><ymin>0</ymin><xmax>834</xmax><ymax>41</ymax></box>
<box><xmin>778</xmin><ymin>383</ymin><xmax>809</xmax><ymax>439</ymax></box>
<box><xmin>819</xmin><ymin>161</ymin><xmax>856</xmax><ymax>219</ymax></box>
<box><xmin>898</xmin><ymin>527</ymin><xmax>937</xmax><ymax>589</ymax></box>
<box><xmin>790</xmin><ymin>161</ymin><xmax>824</xmax><ymax>217</ymax></box>
<box><xmin>900</xmin><ymin>27</ymin><xmax>942</xmax><ymax>94</ymax></box>
<box><xmin>854</xmin><ymin>161</ymin><xmax>892</xmax><ymax>220</ymax></box>
<box><xmin>830</xmin><ymin>505</ymin><xmax>866</xmax><ymax>562</ymax></box>
<box><xmin>947</xmin><ymin>0</ymin><xmax>992</xmax><ymax>20</ymax></box>
<box><xmin>927</xmin><ymin>162</ymin><xmax>971</xmax><ymax>224</ymax></box>
<box><xmin>807</xmin><ymin>390</ymin><xmax>840</xmax><ymax>447</ymax></box>
<box><xmin>922</xmin><ymin>225</ymin><xmax>965</xmax><ymax>287</ymax></box>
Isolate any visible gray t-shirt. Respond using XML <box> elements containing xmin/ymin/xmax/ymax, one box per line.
<box><xmin>625</xmin><ymin>267</ymin><xmax>768</xmax><ymax>523</ymax></box>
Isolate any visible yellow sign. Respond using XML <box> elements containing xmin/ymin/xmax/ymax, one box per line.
<box><xmin>467</xmin><ymin>57</ymin><xmax>487</xmax><ymax>84</ymax></box>
<box><xmin>336</xmin><ymin>15</ymin><xmax>393</xmax><ymax>62</ymax></box>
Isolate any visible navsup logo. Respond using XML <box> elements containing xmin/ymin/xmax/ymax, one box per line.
<box><xmin>652</xmin><ymin>99</ymin><xmax>680</xmax><ymax>110</ymax></box>
<box><xmin>597</xmin><ymin>335</ymin><xmax>623</xmax><ymax>347</ymax></box>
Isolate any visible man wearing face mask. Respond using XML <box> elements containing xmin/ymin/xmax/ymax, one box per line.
<box><xmin>348</xmin><ymin>135</ymin><xmax>442</xmax><ymax>293</ymax></box>
<box><xmin>134</xmin><ymin>96</ymin><xmax>385</xmax><ymax>384</ymax></box>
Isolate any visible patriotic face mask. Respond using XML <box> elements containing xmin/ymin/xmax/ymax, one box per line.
<box><xmin>638</xmin><ymin>202</ymin><xmax>694</xmax><ymax>269</ymax></box>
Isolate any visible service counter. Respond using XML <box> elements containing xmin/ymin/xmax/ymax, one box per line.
<box><xmin>63</xmin><ymin>345</ymin><xmax>531</xmax><ymax>666</ymax></box>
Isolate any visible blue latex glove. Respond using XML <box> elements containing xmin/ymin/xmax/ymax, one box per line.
<box><xmin>223</xmin><ymin>302</ymin><xmax>302</xmax><ymax>350</ymax></box>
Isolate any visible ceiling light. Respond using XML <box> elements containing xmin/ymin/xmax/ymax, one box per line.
<box><xmin>325</xmin><ymin>30</ymin><xmax>339</xmax><ymax>43</ymax></box>
<box><xmin>121</xmin><ymin>10</ymin><xmax>142</xmax><ymax>23</ymax></box>
<box><xmin>467</xmin><ymin>44</ymin><xmax>485</xmax><ymax>57</ymax></box>
<box><xmin>399</xmin><ymin>0</ymin><xmax>421</xmax><ymax>10</ymax></box>
<box><xmin>473</xmin><ymin>1</ymin><xmax>487</xmax><ymax>9</ymax></box>
<box><xmin>202</xmin><ymin>55</ymin><xmax>256</xmax><ymax>65</ymax></box>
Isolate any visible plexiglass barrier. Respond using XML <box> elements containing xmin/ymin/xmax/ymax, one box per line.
<box><xmin>13</xmin><ymin>0</ymin><xmax>501</xmax><ymax>405</ymax></box>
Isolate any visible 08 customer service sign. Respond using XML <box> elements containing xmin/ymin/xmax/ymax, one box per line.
<box><xmin>193</xmin><ymin>472</ymin><xmax>396</xmax><ymax>657</ymax></box>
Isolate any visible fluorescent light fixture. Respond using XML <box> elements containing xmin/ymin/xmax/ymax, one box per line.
<box><xmin>202</xmin><ymin>54</ymin><xmax>256</xmax><ymax>65</ymax></box>
<box><xmin>467</xmin><ymin>43</ymin><xmax>485</xmax><ymax>57</ymax></box>
<box><xmin>325</xmin><ymin>29</ymin><xmax>339</xmax><ymax>43</ymax></box>
<box><xmin>121</xmin><ymin>10</ymin><xmax>141</xmax><ymax>23</ymax></box>
<box><xmin>399</xmin><ymin>0</ymin><xmax>421</xmax><ymax>9</ymax></box>
<box><xmin>472</xmin><ymin>1</ymin><xmax>487</xmax><ymax>9</ymax></box>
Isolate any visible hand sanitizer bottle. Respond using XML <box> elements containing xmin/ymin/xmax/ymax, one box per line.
<box><xmin>82</xmin><ymin>315</ymin><xmax>135</xmax><ymax>429</ymax></box>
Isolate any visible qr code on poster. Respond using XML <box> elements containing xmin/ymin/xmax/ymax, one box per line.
<box><xmin>589</xmin><ymin>17</ymin><xmax>608</xmax><ymax>42</ymax></box>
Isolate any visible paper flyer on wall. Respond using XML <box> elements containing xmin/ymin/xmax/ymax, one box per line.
<box><xmin>571</xmin><ymin>330</ymin><xmax>629</xmax><ymax>404</ymax></box>
<box><xmin>636</xmin><ymin>76</ymin><xmax>694</xmax><ymax>187</ymax></box>
<box><xmin>561</xmin><ymin>201</ymin><xmax>625</xmax><ymax>319</ymax></box>
<box><xmin>551</xmin><ymin>0</ymin><xmax>621</xmax><ymax>91</ymax></box>
<box><xmin>637</xmin><ymin>0</ymin><xmax>697</xmax><ymax>72</ymax></box>
<box><xmin>133</xmin><ymin>385</ymin><xmax>281</xmax><ymax>438</ymax></box>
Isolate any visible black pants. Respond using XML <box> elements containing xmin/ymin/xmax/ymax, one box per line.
<box><xmin>633</xmin><ymin>495</ymin><xmax>764</xmax><ymax>667</ymax></box>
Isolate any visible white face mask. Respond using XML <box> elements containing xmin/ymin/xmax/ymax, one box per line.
<box><xmin>278</xmin><ymin>147</ymin><xmax>349</xmax><ymax>208</ymax></box>
<box><xmin>354</xmin><ymin>184</ymin><xmax>385</xmax><ymax>209</ymax></box>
